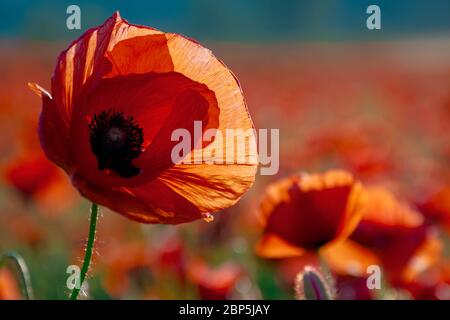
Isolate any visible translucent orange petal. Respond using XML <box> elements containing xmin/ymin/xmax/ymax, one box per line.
<box><xmin>255</xmin><ymin>233</ymin><xmax>305</xmax><ymax>259</ymax></box>
<box><xmin>321</xmin><ymin>240</ymin><xmax>381</xmax><ymax>277</ymax></box>
<box><xmin>52</xmin><ymin>12</ymin><xmax>162</xmax><ymax>121</ymax></box>
<box><xmin>401</xmin><ymin>230</ymin><xmax>443</xmax><ymax>283</ymax></box>
<box><xmin>151</xmin><ymin>34</ymin><xmax>258</xmax><ymax>214</ymax></box>
<box><xmin>159</xmin><ymin>164</ymin><xmax>257</xmax><ymax>214</ymax></box>
<box><xmin>362</xmin><ymin>186</ymin><xmax>424</xmax><ymax>227</ymax></box>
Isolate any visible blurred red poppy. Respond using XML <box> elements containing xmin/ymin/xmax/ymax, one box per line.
<box><xmin>7</xmin><ymin>214</ymin><xmax>44</xmax><ymax>248</ymax></box>
<box><xmin>155</xmin><ymin>236</ymin><xmax>186</xmax><ymax>284</ymax></box>
<box><xmin>305</xmin><ymin>125</ymin><xmax>393</xmax><ymax>180</ymax></box>
<box><xmin>3</xmin><ymin>152</ymin><xmax>77</xmax><ymax>216</ymax></box>
<box><xmin>5</xmin><ymin>154</ymin><xmax>58</xmax><ymax>198</ymax></box>
<box><xmin>0</xmin><ymin>269</ymin><xmax>22</xmax><ymax>300</ymax></box>
<box><xmin>187</xmin><ymin>260</ymin><xmax>242</xmax><ymax>300</ymax></box>
<box><xmin>29</xmin><ymin>12</ymin><xmax>257</xmax><ymax>224</ymax></box>
<box><xmin>99</xmin><ymin>241</ymin><xmax>154</xmax><ymax>297</ymax></box>
<box><xmin>350</xmin><ymin>186</ymin><xmax>442</xmax><ymax>285</ymax></box>
<box><xmin>256</xmin><ymin>170</ymin><xmax>365</xmax><ymax>258</ymax></box>
<box><xmin>416</xmin><ymin>185</ymin><xmax>450</xmax><ymax>233</ymax></box>
<box><xmin>277</xmin><ymin>240</ymin><xmax>380</xmax><ymax>289</ymax></box>
<box><xmin>334</xmin><ymin>274</ymin><xmax>375</xmax><ymax>300</ymax></box>
<box><xmin>400</xmin><ymin>261</ymin><xmax>450</xmax><ymax>300</ymax></box>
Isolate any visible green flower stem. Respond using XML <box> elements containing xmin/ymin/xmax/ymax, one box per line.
<box><xmin>70</xmin><ymin>203</ymin><xmax>99</xmax><ymax>300</ymax></box>
<box><xmin>0</xmin><ymin>251</ymin><xmax>34</xmax><ymax>300</ymax></box>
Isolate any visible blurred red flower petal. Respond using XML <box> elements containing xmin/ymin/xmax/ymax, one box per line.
<box><xmin>187</xmin><ymin>260</ymin><xmax>242</xmax><ymax>300</ymax></box>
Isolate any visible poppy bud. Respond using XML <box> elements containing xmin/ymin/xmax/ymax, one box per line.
<box><xmin>294</xmin><ymin>266</ymin><xmax>336</xmax><ymax>300</ymax></box>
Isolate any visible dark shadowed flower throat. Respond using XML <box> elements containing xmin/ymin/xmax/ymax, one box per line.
<box><xmin>88</xmin><ymin>109</ymin><xmax>144</xmax><ymax>178</ymax></box>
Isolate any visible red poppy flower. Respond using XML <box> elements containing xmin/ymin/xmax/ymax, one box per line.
<box><xmin>255</xmin><ymin>170</ymin><xmax>365</xmax><ymax>258</ymax></box>
<box><xmin>286</xmin><ymin>186</ymin><xmax>442</xmax><ymax>287</ymax></box>
<box><xmin>29</xmin><ymin>12</ymin><xmax>257</xmax><ymax>224</ymax></box>
<box><xmin>350</xmin><ymin>186</ymin><xmax>442</xmax><ymax>284</ymax></box>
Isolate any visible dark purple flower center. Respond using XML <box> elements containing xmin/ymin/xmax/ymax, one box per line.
<box><xmin>88</xmin><ymin>109</ymin><xmax>144</xmax><ymax>178</ymax></box>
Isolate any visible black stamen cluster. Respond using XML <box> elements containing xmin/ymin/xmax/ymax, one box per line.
<box><xmin>88</xmin><ymin>109</ymin><xmax>144</xmax><ymax>178</ymax></box>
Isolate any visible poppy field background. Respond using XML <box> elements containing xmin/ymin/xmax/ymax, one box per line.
<box><xmin>0</xmin><ymin>0</ymin><xmax>449</xmax><ymax>300</ymax></box>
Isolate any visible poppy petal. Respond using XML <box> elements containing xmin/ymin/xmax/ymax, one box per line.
<box><xmin>159</xmin><ymin>163</ymin><xmax>258</xmax><ymax>214</ymax></box>
<box><xmin>73</xmin><ymin>173</ymin><xmax>202</xmax><ymax>224</ymax></box>
<box><xmin>28</xmin><ymin>83</ymin><xmax>72</xmax><ymax>171</ymax></box>
<box><xmin>401</xmin><ymin>230</ymin><xmax>443</xmax><ymax>283</ymax></box>
<box><xmin>321</xmin><ymin>240</ymin><xmax>381</xmax><ymax>277</ymax></box>
<box><xmin>255</xmin><ymin>233</ymin><xmax>306</xmax><ymax>259</ymax></box>
<box><xmin>51</xmin><ymin>12</ymin><xmax>163</xmax><ymax>123</ymax></box>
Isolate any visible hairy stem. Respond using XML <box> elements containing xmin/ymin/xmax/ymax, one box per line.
<box><xmin>69</xmin><ymin>203</ymin><xmax>99</xmax><ymax>300</ymax></box>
